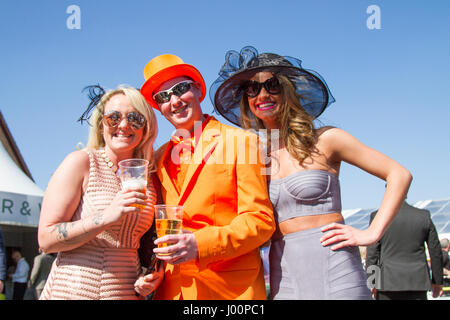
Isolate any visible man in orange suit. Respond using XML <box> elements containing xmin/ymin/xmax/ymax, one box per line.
<box><xmin>140</xmin><ymin>54</ymin><xmax>275</xmax><ymax>300</ymax></box>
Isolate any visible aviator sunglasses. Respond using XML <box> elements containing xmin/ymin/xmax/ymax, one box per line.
<box><xmin>244</xmin><ymin>77</ymin><xmax>282</xmax><ymax>98</ymax></box>
<box><xmin>152</xmin><ymin>80</ymin><xmax>194</xmax><ymax>104</ymax></box>
<box><xmin>103</xmin><ymin>110</ymin><xmax>146</xmax><ymax>130</ymax></box>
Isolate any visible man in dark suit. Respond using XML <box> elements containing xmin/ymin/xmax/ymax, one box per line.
<box><xmin>441</xmin><ymin>238</ymin><xmax>450</xmax><ymax>276</ymax></box>
<box><xmin>0</xmin><ymin>228</ymin><xmax>6</xmax><ymax>297</ymax></box>
<box><xmin>366</xmin><ymin>201</ymin><xmax>443</xmax><ymax>300</ymax></box>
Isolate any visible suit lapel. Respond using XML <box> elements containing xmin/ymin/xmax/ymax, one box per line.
<box><xmin>156</xmin><ymin>142</ymin><xmax>181</xmax><ymax>201</ymax></box>
<box><xmin>178</xmin><ymin>118</ymin><xmax>222</xmax><ymax>206</ymax></box>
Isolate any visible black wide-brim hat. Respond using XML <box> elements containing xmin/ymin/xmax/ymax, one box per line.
<box><xmin>210</xmin><ymin>46</ymin><xmax>335</xmax><ymax>127</ymax></box>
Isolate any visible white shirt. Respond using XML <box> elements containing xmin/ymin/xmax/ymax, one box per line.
<box><xmin>12</xmin><ymin>257</ymin><xmax>30</xmax><ymax>283</ymax></box>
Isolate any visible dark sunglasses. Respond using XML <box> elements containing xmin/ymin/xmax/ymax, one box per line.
<box><xmin>244</xmin><ymin>77</ymin><xmax>281</xmax><ymax>98</ymax></box>
<box><xmin>103</xmin><ymin>110</ymin><xmax>146</xmax><ymax>130</ymax></box>
<box><xmin>152</xmin><ymin>80</ymin><xmax>194</xmax><ymax>104</ymax></box>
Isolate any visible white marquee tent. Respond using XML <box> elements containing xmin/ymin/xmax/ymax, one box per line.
<box><xmin>0</xmin><ymin>140</ymin><xmax>44</xmax><ymax>227</ymax></box>
<box><xmin>0</xmin><ymin>111</ymin><xmax>45</xmax><ymax>300</ymax></box>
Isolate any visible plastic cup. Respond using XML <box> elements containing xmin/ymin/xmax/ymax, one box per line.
<box><xmin>118</xmin><ymin>158</ymin><xmax>149</xmax><ymax>209</ymax></box>
<box><xmin>154</xmin><ymin>205</ymin><xmax>183</xmax><ymax>254</ymax></box>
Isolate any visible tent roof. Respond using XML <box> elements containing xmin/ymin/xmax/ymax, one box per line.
<box><xmin>0</xmin><ymin>111</ymin><xmax>34</xmax><ymax>180</ymax></box>
<box><xmin>0</xmin><ymin>111</ymin><xmax>44</xmax><ymax>197</ymax></box>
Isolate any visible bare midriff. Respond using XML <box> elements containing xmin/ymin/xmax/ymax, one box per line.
<box><xmin>276</xmin><ymin>212</ymin><xmax>344</xmax><ymax>237</ymax></box>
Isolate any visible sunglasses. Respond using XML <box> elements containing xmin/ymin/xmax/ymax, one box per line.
<box><xmin>244</xmin><ymin>77</ymin><xmax>281</xmax><ymax>98</ymax></box>
<box><xmin>152</xmin><ymin>80</ymin><xmax>194</xmax><ymax>104</ymax></box>
<box><xmin>103</xmin><ymin>110</ymin><xmax>146</xmax><ymax>130</ymax></box>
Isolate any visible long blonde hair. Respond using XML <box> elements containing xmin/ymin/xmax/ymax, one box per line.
<box><xmin>86</xmin><ymin>85</ymin><xmax>158</xmax><ymax>170</ymax></box>
<box><xmin>240</xmin><ymin>74</ymin><xmax>317</xmax><ymax>165</ymax></box>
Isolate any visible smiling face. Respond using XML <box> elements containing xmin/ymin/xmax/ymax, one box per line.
<box><xmin>102</xmin><ymin>93</ymin><xmax>144</xmax><ymax>158</ymax></box>
<box><xmin>247</xmin><ymin>71</ymin><xmax>282</xmax><ymax>129</ymax></box>
<box><xmin>154</xmin><ymin>76</ymin><xmax>204</xmax><ymax>132</ymax></box>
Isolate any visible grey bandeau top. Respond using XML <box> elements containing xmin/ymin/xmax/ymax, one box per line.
<box><xmin>268</xmin><ymin>170</ymin><xmax>342</xmax><ymax>223</ymax></box>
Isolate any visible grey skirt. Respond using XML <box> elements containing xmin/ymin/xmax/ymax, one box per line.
<box><xmin>269</xmin><ymin>225</ymin><xmax>372</xmax><ymax>300</ymax></box>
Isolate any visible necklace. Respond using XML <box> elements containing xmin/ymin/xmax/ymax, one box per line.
<box><xmin>99</xmin><ymin>148</ymin><xmax>118</xmax><ymax>173</ymax></box>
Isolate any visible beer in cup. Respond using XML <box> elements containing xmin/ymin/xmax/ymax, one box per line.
<box><xmin>118</xmin><ymin>158</ymin><xmax>148</xmax><ymax>209</ymax></box>
<box><xmin>155</xmin><ymin>205</ymin><xmax>183</xmax><ymax>254</ymax></box>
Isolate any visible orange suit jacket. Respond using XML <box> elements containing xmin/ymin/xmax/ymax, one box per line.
<box><xmin>154</xmin><ymin>116</ymin><xmax>275</xmax><ymax>300</ymax></box>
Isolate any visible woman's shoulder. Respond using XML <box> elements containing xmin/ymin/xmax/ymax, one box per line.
<box><xmin>316</xmin><ymin>125</ymin><xmax>336</xmax><ymax>136</ymax></box>
<box><xmin>48</xmin><ymin>149</ymin><xmax>91</xmax><ymax>188</ymax></box>
<box><xmin>316</xmin><ymin>125</ymin><xmax>344</xmax><ymax>141</ymax></box>
<box><xmin>59</xmin><ymin>149</ymin><xmax>91</xmax><ymax>172</ymax></box>
<box><xmin>316</xmin><ymin>126</ymin><xmax>352</xmax><ymax>141</ymax></box>
<box><xmin>315</xmin><ymin>126</ymin><xmax>358</xmax><ymax>154</ymax></box>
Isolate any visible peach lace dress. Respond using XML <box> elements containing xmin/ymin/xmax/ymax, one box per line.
<box><xmin>40</xmin><ymin>149</ymin><xmax>156</xmax><ymax>300</ymax></box>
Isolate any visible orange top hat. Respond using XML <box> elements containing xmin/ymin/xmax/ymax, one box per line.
<box><xmin>141</xmin><ymin>54</ymin><xmax>207</xmax><ymax>110</ymax></box>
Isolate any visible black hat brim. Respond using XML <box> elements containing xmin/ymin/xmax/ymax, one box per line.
<box><xmin>209</xmin><ymin>46</ymin><xmax>335</xmax><ymax>127</ymax></box>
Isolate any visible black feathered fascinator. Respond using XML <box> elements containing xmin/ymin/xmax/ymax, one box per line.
<box><xmin>78</xmin><ymin>84</ymin><xmax>106</xmax><ymax>125</ymax></box>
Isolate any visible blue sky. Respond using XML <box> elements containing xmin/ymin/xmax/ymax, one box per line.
<box><xmin>1</xmin><ymin>0</ymin><xmax>449</xmax><ymax>210</ymax></box>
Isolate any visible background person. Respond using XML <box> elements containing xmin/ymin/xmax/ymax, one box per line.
<box><xmin>210</xmin><ymin>46</ymin><xmax>412</xmax><ymax>299</ymax></box>
<box><xmin>29</xmin><ymin>249</ymin><xmax>55</xmax><ymax>299</ymax></box>
<box><xmin>441</xmin><ymin>238</ymin><xmax>450</xmax><ymax>276</ymax></box>
<box><xmin>0</xmin><ymin>228</ymin><xmax>6</xmax><ymax>298</ymax></box>
<box><xmin>38</xmin><ymin>85</ymin><xmax>162</xmax><ymax>299</ymax></box>
<box><xmin>359</xmin><ymin>246</ymin><xmax>367</xmax><ymax>269</ymax></box>
<box><xmin>441</xmin><ymin>238</ymin><xmax>450</xmax><ymax>296</ymax></box>
<box><xmin>366</xmin><ymin>201</ymin><xmax>443</xmax><ymax>300</ymax></box>
<box><xmin>10</xmin><ymin>248</ymin><xmax>30</xmax><ymax>300</ymax></box>
<box><xmin>139</xmin><ymin>53</ymin><xmax>275</xmax><ymax>300</ymax></box>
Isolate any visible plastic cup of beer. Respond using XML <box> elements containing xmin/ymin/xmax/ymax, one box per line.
<box><xmin>118</xmin><ymin>158</ymin><xmax>148</xmax><ymax>209</ymax></box>
<box><xmin>155</xmin><ymin>205</ymin><xmax>183</xmax><ymax>255</ymax></box>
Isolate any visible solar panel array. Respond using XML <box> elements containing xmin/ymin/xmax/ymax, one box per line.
<box><xmin>343</xmin><ymin>198</ymin><xmax>450</xmax><ymax>237</ymax></box>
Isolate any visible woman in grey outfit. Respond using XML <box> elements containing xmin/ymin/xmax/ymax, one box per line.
<box><xmin>210</xmin><ymin>46</ymin><xmax>412</xmax><ymax>299</ymax></box>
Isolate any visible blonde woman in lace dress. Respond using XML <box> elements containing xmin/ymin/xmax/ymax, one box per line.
<box><xmin>38</xmin><ymin>85</ymin><xmax>162</xmax><ymax>300</ymax></box>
